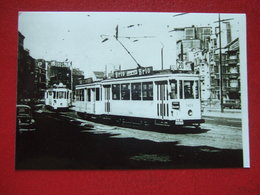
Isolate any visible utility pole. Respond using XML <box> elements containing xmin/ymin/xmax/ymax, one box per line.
<box><xmin>218</xmin><ymin>13</ymin><xmax>224</xmax><ymax>113</ymax></box>
<box><xmin>214</xmin><ymin>15</ymin><xmax>233</xmax><ymax>112</ymax></box>
<box><xmin>70</xmin><ymin>61</ymin><xmax>73</xmax><ymax>91</ymax></box>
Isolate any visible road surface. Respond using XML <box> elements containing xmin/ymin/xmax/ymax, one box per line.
<box><xmin>15</xmin><ymin>110</ymin><xmax>243</xmax><ymax>169</ymax></box>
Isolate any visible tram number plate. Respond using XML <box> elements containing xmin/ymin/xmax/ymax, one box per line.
<box><xmin>175</xmin><ymin>119</ymin><xmax>184</xmax><ymax>125</ymax></box>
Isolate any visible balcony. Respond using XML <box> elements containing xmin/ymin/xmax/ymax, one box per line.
<box><xmin>223</xmin><ymin>72</ymin><xmax>239</xmax><ymax>79</ymax></box>
<box><xmin>225</xmin><ymin>86</ymin><xmax>240</xmax><ymax>92</ymax></box>
<box><xmin>226</xmin><ymin>58</ymin><xmax>239</xmax><ymax>64</ymax></box>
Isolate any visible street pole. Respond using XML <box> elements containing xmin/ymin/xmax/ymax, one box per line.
<box><xmin>218</xmin><ymin>14</ymin><xmax>224</xmax><ymax>113</ymax></box>
<box><xmin>161</xmin><ymin>44</ymin><xmax>164</xmax><ymax>70</ymax></box>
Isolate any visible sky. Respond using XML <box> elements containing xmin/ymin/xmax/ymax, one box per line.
<box><xmin>18</xmin><ymin>12</ymin><xmax>245</xmax><ymax>78</ymax></box>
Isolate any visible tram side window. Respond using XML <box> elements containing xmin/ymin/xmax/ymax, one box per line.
<box><xmin>169</xmin><ymin>80</ymin><xmax>177</xmax><ymax>99</ymax></box>
<box><xmin>142</xmin><ymin>82</ymin><xmax>153</xmax><ymax>100</ymax></box>
<box><xmin>195</xmin><ymin>81</ymin><xmax>199</xmax><ymax>99</ymax></box>
<box><xmin>103</xmin><ymin>85</ymin><xmax>111</xmax><ymax>100</ymax></box>
<box><xmin>112</xmin><ymin>84</ymin><xmax>120</xmax><ymax>100</ymax></box>
<box><xmin>53</xmin><ymin>91</ymin><xmax>56</xmax><ymax>99</ymax></box>
<box><xmin>87</xmin><ymin>88</ymin><xmax>91</xmax><ymax>102</ymax></box>
<box><xmin>75</xmin><ymin>90</ymin><xmax>78</xmax><ymax>101</ymax></box>
<box><xmin>179</xmin><ymin>81</ymin><xmax>183</xmax><ymax>99</ymax></box>
<box><xmin>184</xmin><ymin>81</ymin><xmax>196</xmax><ymax>99</ymax></box>
<box><xmin>121</xmin><ymin>83</ymin><xmax>130</xmax><ymax>100</ymax></box>
<box><xmin>131</xmin><ymin>83</ymin><xmax>141</xmax><ymax>100</ymax></box>
<box><xmin>96</xmin><ymin>88</ymin><xmax>100</xmax><ymax>101</ymax></box>
<box><xmin>80</xmin><ymin>89</ymin><xmax>84</xmax><ymax>101</ymax></box>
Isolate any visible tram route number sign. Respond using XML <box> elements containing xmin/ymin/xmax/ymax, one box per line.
<box><xmin>114</xmin><ymin>67</ymin><xmax>153</xmax><ymax>78</ymax></box>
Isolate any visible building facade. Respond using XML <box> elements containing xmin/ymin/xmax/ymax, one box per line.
<box><xmin>223</xmin><ymin>38</ymin><xmax>240</xmax><ymax>106</ymax></box>
<box><xmin>173</xmin><ymin>23</ymin><xmax>240</xmax><ymax>107</ymax></box>
<box><xmin>72</xmin><ymin>68</ymin><xmax>85</xmax><ymax>90</ymax></box>
<box><xmin>173</xmin><ymin>26</ymin><xmax>213</xmax><ymax>101</ymax></box>
<box><xmin>45</xmin><ymin>60</ymin><xmax>72</xmax><ymax>89</ymax></box>
<box><xmin>35</xmin><ymin>59</ymin><xmax>47</xmax><ymax>100</ymax></box>
<box><xmin>17</xmin><ymin>32</ymin><xmax>36</xmax><ymax>104</ymax></box>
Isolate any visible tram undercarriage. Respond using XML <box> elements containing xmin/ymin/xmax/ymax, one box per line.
<box><xmin>77</xmin><ymin>112</ymin><xmax>205</xmax><ymax>129</ymax></box>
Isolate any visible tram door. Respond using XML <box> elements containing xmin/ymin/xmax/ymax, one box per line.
<box><xmin>91</xmin><ymin>88</ymin><xmax>96</xmax><ymax>114</ymax></box>
<box><xmin>103</xmin><ymin>85</ymin><xmax>111</xmax><ymax>114</ymax></box>
<box><xmin>85</xmin><ymin>88</ymin><xmax>95</xmax><ymax>114</ymax></box>
<box><xmin>155</xmin><ymin>81</ymin><xmax>169</xmax><ymax>120</ymax></box>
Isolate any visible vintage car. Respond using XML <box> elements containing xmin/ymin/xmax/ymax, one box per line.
<box><xmin>16</xmin><ymin>105</ymin><xmax>36</xmax><ymax>133</ymax></box>
<box><xmin>223</xmin><ymin>99</ymin><xmax>241</xmax><ymax>109</ymax></box>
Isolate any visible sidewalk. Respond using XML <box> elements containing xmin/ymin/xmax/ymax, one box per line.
<box><xmin>202</xmin><ymin>107</ymin><xmax>241</xmax><ymax>119</ymax></box>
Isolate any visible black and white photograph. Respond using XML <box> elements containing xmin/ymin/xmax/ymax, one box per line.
<box><xmin>16</xmin><ymin>12</ymin><xmax>249</xmax><ymax>169</ymax></box>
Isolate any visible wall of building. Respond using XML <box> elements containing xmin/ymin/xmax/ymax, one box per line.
<box><xmin>17</xmin><ymin>32</ymin><xmax>37</xmax><ymax>104</ymax></box>
<box><xmin>173</xmin><ymin>25</ymin><xmax>240</xmax><ymax>106</ymax></box>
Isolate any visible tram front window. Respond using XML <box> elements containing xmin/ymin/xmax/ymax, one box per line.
<box><xmin>58</xmin><ymin>91</ymin><xmax>66</xmax><ymax>99</ymax></box>
<box><xmin>169</xmin><ymin>80</ymin><xmax>177</xmax><ymax>99</ymax></box>
<box><xmin>184</xmin><ymin>81</ymin><xmax>199</xmax><ymax>99</ymax></box>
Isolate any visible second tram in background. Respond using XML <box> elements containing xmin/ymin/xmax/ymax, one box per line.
<box><xmin>75</xmin><ymin>67</ymin><xmax>205</xmax><ymax>128</ymax></box>
<box><xmin>45</xmin><ymin>83</ymin><xmax>72</xmax><ymax>111</ymax></box>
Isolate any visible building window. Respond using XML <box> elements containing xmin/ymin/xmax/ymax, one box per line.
<box><xmin>112</xmin><ymin>84</ymin><xmax>120</xmax><ymax>100</ymax></box>
<box><xmin>185</xmin><ymin>28</ymin><xmax>195</xmax><ymax>39</ymax></box>
<box><xmin>121</xmin><ymin>83</ymin><xmax>130</xmax><ymax>100</ymax></box>
<box><xmin>142</xmin><ymin>82</ymin><xmax>153</xmax><ymax>100</ymax></box>
<box><xmin>230</xmin><ymin>80</ymin><xmax>239</xmax><ymax>88</ymax></box>
<box><xmin>131</xmin><ymin>83</ymin><xmax>141</xmax><ymax>100</ymax></box>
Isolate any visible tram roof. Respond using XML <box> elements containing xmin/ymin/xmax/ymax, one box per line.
<box><xmin>46</xmin><ymin>87</ymin><xmax>72</xmax><ymax>91</ymax></box>
<box><xmin>76</xmin><ymin>72</ymin><xmax>200</xmax><ymax>88</ymax></box>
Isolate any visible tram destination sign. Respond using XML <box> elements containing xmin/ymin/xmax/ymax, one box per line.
<box><xmin>114</xmin><ymin>67</ymin><xmax>153</xmax><ymax>78</ymax></box>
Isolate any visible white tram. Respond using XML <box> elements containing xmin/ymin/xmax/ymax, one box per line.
<box><xmin>45</xmin><ymin>83</ymin><xmax>72</xmax><ymax>111</ymax></box>
<box><xmin>75</xmin><ymin>71</ymin><xmax>204</xmax><ymax>128</ymax></box>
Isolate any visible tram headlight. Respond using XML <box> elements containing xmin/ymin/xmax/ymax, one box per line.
<box><xmin>188</xmin><ymin>109</ymin><xmax>193</xmax><ymax>116</ymax></box>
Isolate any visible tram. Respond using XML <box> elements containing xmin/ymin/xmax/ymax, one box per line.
<box><xmin>45</xmin><ymin>83</ymin><xmax>72</xmax><ymax>111</ymax></box>
<box><xmin>75</xmin><ymin>68</ymin><xmax>204</xmax><ymax>128</ymax></box>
